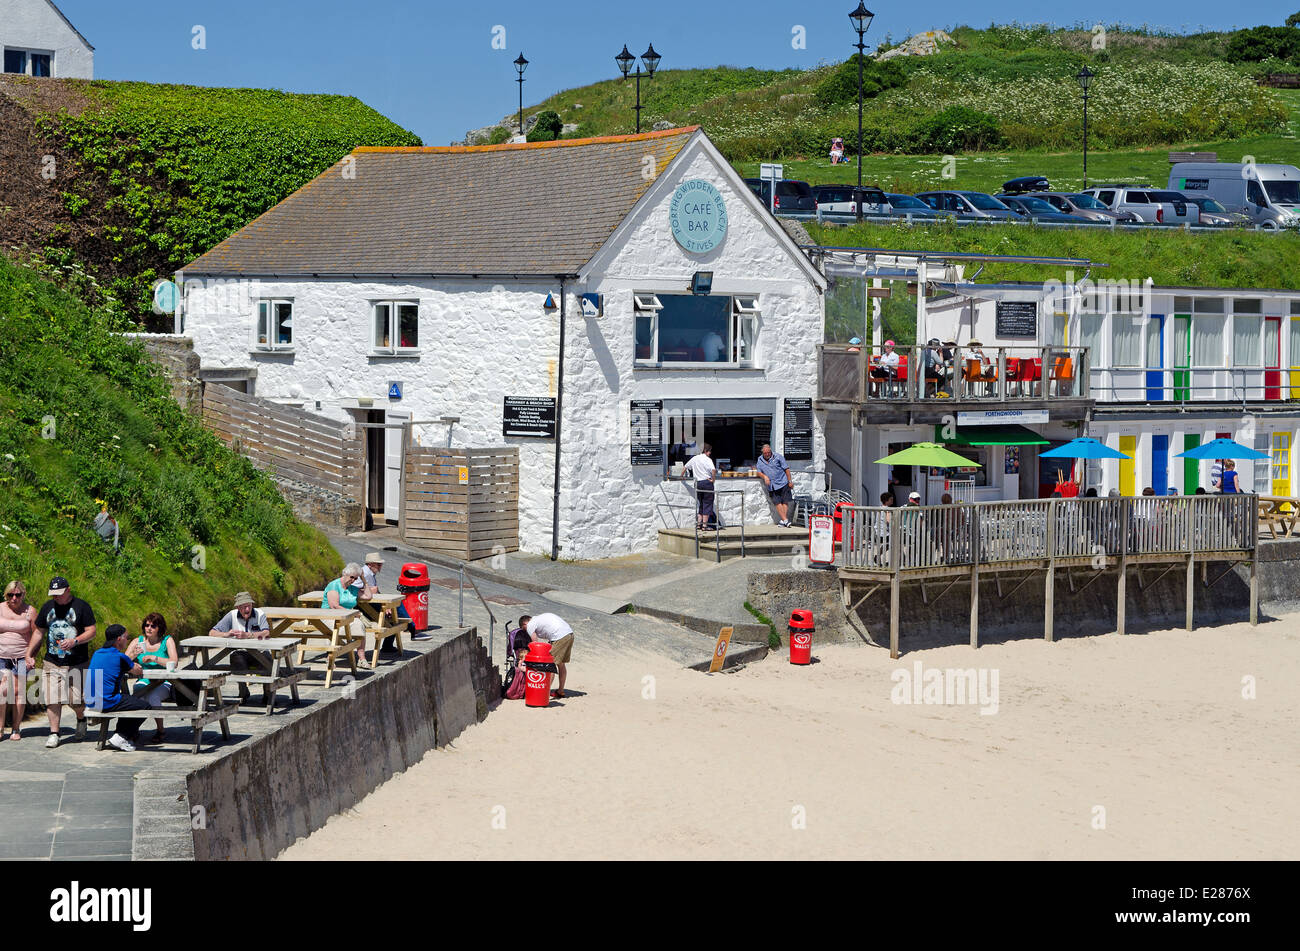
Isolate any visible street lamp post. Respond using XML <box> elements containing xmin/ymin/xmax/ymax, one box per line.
<box><xmin>514</xmin><ymin>54</ymin><xmax>529</xmax><ymax>137</ymax></box>
<box><xmin>848</xmin><ymin>3</ymin><xmax>875</xmax><ymax>221</ymax></box>
<box><xmin>1076</xmin><ymin>65</ymin><xmax>1094</xmax><ymax>190</ymax></box>
<box><xmin>615</xmin><ymin>43</ymin><xmax>661</xmax><ymax>133</ymax></box>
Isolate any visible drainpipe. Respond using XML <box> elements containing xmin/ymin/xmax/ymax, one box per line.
<box><xmin>551</xmin><ymin>278</ymin><xmax>567</xmax><ymax>561</ymax></box>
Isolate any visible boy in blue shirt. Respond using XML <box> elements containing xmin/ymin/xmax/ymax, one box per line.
<box><xmin>86</xmin><ymin>624</ymin><xmax>148</xmax><ymax>752</ymax></box>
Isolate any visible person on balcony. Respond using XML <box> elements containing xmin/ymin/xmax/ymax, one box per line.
<box><xmin>870</xmin><ymin>340</ymin><xmax>900</xmax><ymax>396</ymax></box>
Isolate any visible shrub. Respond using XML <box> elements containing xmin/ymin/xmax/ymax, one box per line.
<box><xmin>813</xmin><ymin>56</ymin><xmax>910</xmax><ymax>109</ymax></box>
<box><xmin>526</xmin><ymin>111</ymin><xmax>563</xmax><ymax>142</ymax></box>
<box><xmin>1225</xmin><ymin>26</ymin><xmax>1300</xmax><ymax>63</ymax></box>
<box><xmin>909</xmin><ymin>105</ymin><xmax>1003</xmax><ymax>152</ymax></box>
<box><xmin>487</xmin><ymin>126</ymin><xmax>511</xmax><ymax>145</ymax></box>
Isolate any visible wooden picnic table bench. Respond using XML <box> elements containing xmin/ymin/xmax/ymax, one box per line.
<box><xmin>86</xmin><ymin>670</ymin><xmax>236</xmax><ymax>754</ymax></box>
<box><xmin>297</xmin><ymin>590</ymin><xmax>408</xmax><ymax>668</ymax></box>
<box><xmin>261</xmin><ymin>607</ymin><xmax>361</xmax><ymax>688</ymax></box>
<box><xmin>178</xmin><ymin>636</ymin><xmax>308</xmax><ymax>715</ymax></box>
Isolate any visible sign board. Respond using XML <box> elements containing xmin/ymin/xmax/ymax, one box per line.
<box><xmin>760</xmin><ymin>163</ymin><xmax>783</xmax><ymax>180</ymax></box>
<box><xmin>809</xmin><ymin>515</ymin><xmax>835</xmax><ymax>566</ymax></box>
<box><xmin>388</xmin><ymin>382</ymin><xmax>403</xmax><ymax>400</ymax></box>
<box><xmin>630</xmin><ymin>399</ymin><xmax>664</xmax><ymax>466</ymax></box>
<box><xmin>995</xmin><ymin>300</ymin><xmax>1038</xmax><ymax>338</ymax></box>
<box><xmin>958</xmin><ymin>409</ymin><xmax>1049</xmax><ymax>425</ymax></box>
<box><xmin>669</xmin><ymin>179</ymin><xmax>728</xmax><ymax>254</ymax></box>
<box><xmin>783</xmin><ymin>398</ymin><xmax>813</xmax><ymax>462</ymax></box>
<box><xmin>580</xmin><ymin>293</ymin><xmax>603</xmax><ymax>317</ymax></box>
<box><xmin>1178</xmin><ymin>177</ymin><xmax>1209</xmax><ymax>191</ymax></box>
<box><xmin>708</xmin><ymin>626</ymin><xmax>734</xmax><ymax>673</ymax></box>
<box><xmin>503</xmin><ymin>396</ymin><xmax>557</xmax><ymax>438</ymax></box>
<box><xmin>457</xmin><ymin>466</ymin><xmax>469</xmax><ymax>485</ymax></box>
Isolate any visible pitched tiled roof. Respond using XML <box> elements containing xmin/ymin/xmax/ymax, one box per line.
<box><xmin>185</xmin><ymin>127</ymin><xmax>700</xmax><ymax>277</ymax></box>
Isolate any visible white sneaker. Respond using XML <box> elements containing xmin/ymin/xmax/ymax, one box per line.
<box><xmin>45</xmin><ymin>734</ymin><xmax>59</xmax><ymax>749</ymax></box>
<box><xmin>107</xmin><ymin>734</ymin><xmax>136</xmax><ymax>752</ymax></box>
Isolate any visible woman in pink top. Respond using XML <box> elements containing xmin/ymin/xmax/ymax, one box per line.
<box><xmin>0</xmin><ymin>580</ymin><xmax>40</xmax><ymax>740</ymax></box>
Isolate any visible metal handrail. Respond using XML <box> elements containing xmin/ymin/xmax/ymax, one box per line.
<box><xmin>1094</xmin><ymin>366</ymin><xmax>1300</xmax><ymax>407</ymax></box>
<box><xmin>785</xmin><ymin>209</ymin><xmax>1297</xmax><ymax>235</ymax></box>
<box><xmin>458</xmin><ymin>566</ymin><xmax>498</xmax><ymax>663</ymax></box>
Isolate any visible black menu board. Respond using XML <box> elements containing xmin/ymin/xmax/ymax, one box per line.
<box><xmin>503</xmin><ymin>397</ymin><xmax>556</xmax><ymax>438</ymax></box>
<box><xmin>630</xmin><ymin>400</ymin><xmax>664</xmax><ymax>466</ymax></box>
<box><xmin>783</xmin><ymin>398</ymin><xmax>813</xmax><ymax>461</ymax></box>
<box><xmin>995</xmin><ymin>300</ymin><xmax>1038</xmax><ymax>338</ymax></box>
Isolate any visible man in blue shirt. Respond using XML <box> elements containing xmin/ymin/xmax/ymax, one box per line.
<box><xmin>757</xmin><ymin>443</ymin><xmax>794</xmax><ymax>527</ymax></box>
<box><xmin>86</xmin><ymin>624</ymin><xmax>149</xmax><ymax>752</ymax></box>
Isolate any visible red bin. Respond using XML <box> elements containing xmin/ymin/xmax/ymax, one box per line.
<box><xmin>397</xmin><ymin>562</ymin><xmax>431</xmax><ymax>632</ymax></box>
<box><xmin>524</xmin><ymin>642</ymin><xmax>555</xmax><ymax>707</ymax></box>
<box><xmin>788</xmin><ymin>610</ymin><xmax>814</xmax><ymax>665</ymax></box>
<box><xmin>833</xmin><ymin>502</ymin><xmax>855</xmax><ymax>546</ymax></box>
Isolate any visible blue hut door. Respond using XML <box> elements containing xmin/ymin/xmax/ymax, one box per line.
<box><xmin>1151</xmin><ymin>434</ymin><xmax>1169</xmax><ymax>495</ymax></box>
<box><xmin>1145</xmin><ymin>314</ymin><xmax>1165</xmax><ymax>401</ymax></box>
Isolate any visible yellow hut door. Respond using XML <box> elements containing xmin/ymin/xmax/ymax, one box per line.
<box><xmin>1271</xmin><ymin>432</ymin><xmax>1292</xmax><ymax>498</ymax></box>
<box><xmin>1119</xmin><ymin>436</ymin><xmax>1137</xmax><ymax>497</ymax></box>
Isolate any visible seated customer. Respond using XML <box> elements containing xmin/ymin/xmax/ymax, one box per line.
<box><xmin>85</xmin><ymin>624</ymin><xmax>148</xmax><ymax>752</ymax></box>
<box><xmin>209</xmin><ymin>591</ymin><xmax>270</xmax><ymax>704</ymax></box>
<box><xmin>323</xmin><ymin>564</ymin><xmax>371</xmax><ymax>669</ymax></box>
<box><xmin>127</xmin><ymin>613</ymin><xmax>177</xmax><ymax>743</ymax></box>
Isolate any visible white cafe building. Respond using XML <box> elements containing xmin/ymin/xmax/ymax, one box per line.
<box><xmin>815</xmin><ymin>248</ymin><xmax>1300</xmax><ymax>505</ymax></box>
<box><xmin>178</xmin><ymin>127</ymin><xmax>828</xmax><ymax>559</ymax></box>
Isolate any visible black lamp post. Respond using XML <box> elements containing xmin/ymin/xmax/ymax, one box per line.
<box><xmin>848</xmin><ymin>3</ymin><xmax>875</xmax><ymax>221</ymax></box>
<box><xmin>1076</xmin><ymin>65</ymin><xmax>1094</xmax><ymax>189</ymax></box>
<box><xmin>514</xmin><ymin>54</ymin><xmax>529</xmax><ymax>136</ymax></box>
<box><xmin>616</xmin><ymin>43</ymin><xmax>661</xmax><ymax>133</ymax></box>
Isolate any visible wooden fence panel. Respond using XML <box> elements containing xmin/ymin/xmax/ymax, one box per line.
<box><xmin>201</xmin><ymin>383</ymin><xmax>364</xmax><ymax>500</ymax></box>
<box><xmin>401</xmin><ymin>448</ymin><xmax>520</xmax><ymax>558</ymax></box>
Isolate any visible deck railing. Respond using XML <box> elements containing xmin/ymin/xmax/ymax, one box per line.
<box><xmin>841</xmin><ymin>495</ymin><xmax>1256</xmax><ymax>572</ymax></box>
<box><xmin>818</xmin><ymin>344</ymin><xmax>1090</xmax><ymax>403</ymax></box>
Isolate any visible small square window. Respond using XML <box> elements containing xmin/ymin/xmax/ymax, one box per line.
<box><xmin>254</xmin><ymin>300</ymin><xmax>294</xmax><ymax>351</ymax></box>
<box><xmin>372</xmin><ymin>300</ymin><xmax>419</xmax><ymax>353</ymax></box>
<box><xmin>3</xmin><ymin>50</ymin><xmax>27</xmax><ymax>74</ymax></box>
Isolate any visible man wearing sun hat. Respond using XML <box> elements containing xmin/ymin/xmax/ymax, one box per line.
<box><xmin>870</xmin><ymin>339</ymin><xmax>900</xmax><ymax>396</ymax></box>
<box><xmin>209</xmin><ymin>591</ymin><xmax>269</xmax><ymax>705</ymax></box>
<box><xmin>361</xmin><ymin>552</ymin><xmax>404</xmax><ymax>654</ymax></box>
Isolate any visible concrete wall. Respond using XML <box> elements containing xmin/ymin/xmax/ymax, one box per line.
<box><xmin>0</xmin><ymin>0</ymin><xmax>93</xmax><ymax>77</ymax></box>
<box><xmin>182</xmin><ymin>136</ymin><xmax>827</xmax><ymax>558</ymax></box>
<box><xmin>132</xmin><ymin>334</ymin><xmax>202</xmax><ymax>411</ymax></box>
<box><xmin>186</xmin><ymin>628</ymin><xmax>498</xmax><ymax>861</ymax></box>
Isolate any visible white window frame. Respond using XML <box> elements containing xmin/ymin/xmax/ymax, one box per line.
<box><xmin>253</xmin><ymin>299</ymin><xmax>295</xmax><ymax>352</ymax></box>
<box><xmin>1111</xmin><ymin>314</ymin><xmax>1144</xmax><ymax>368</ymax></box>
<box><xmin>3</xmin><ymin>47</ymin><xmax>53</xmax><ymax>77</ymax></box>
<box><xmin>371</xmin><ymin>300</ymin><xmax>420</xmax><ymax>355</ymax></box>
<box><xmin>633</xmin><ymin>291</ymin><xmax>760</xmax><ymax>369</ymax></box>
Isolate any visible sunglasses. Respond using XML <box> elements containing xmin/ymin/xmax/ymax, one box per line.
<box><xmin>5</xmin><ymin>592</ymin><xmax>24</xmax><ymax>599</ymax></box>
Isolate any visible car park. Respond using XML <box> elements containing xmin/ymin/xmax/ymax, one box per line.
<box><xmin>1021</xmin><ymin>192</ymin><xmax>1139</xmax><ymax>224</ymax></box>
<box><xmin>999</xmin><ymin>195</ymin><xmax>1089</xmax><ymax>224</ymax></box>
<box><xmin>1082</xmin><ymin>185</ymin><xmax>1200</xmax><ymax>225</ymax></box>
<box><xmin>1169</xmin><ymin>162</ymin><xmax>1300</xmax><ymax>229</ymax></box>
<box><xmin>882</xmin><ymin>194</ymin><xmax>942</xmax><ymax>219</ymax></box>
<box><xmin>812</xmin><ymin>184</ymin><xmax>890</xmax><ymax>215</ymax></box>
<box><xmin>915</xmin><ymin>190</ymin><xmax>1019</xmax><ymax>221</ymax></box>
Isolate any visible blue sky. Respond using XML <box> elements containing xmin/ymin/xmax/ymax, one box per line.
<box><xmin>57</xmin><ymin>1</ymin><xmax>1299</xmax><ymax>145</ymax></box>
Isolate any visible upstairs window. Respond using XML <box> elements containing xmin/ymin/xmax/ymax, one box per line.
<box><xmin>3</xmin><ymin>49</ymin><xmax>51</xmax><ymax>76</ymax></box>
<box><xmin>634</xmin><ymin>292</ymin><xmax>759</xmax><ymax>368</ymax></box>
<box><xmin>372</xmin><ymin>301</ymin><xmax>419</xmax><ymax>354</ymax></box>
<box><xmin>254</xmin><ymin>300</ymin><xmax>294</xmax><ymax>351</ymax></box>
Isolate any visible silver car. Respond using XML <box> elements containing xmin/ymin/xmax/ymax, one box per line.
<box><xmin>1083</xmin><ymin>185</ymin><xmax>1200</xmax><ymax>225</ymax></box>
<box><xmin>882</xmin><ymin>193</ymin><xmax>941</xmax><ymax>219</ymax></box>
<box><xmin>1023</xmin><ymin>192</ymin><xmax>1138</xmax><ymax>224</ymax></box>
<box><xmin>1183</xmin><ymin>195</ymin><xmax>1251</xmax><ymax>227</ymax></box>
<box><xmin>915</xmin><ymin>190</ymin><xmax>1019</xmax><ymax>221</ymax></box>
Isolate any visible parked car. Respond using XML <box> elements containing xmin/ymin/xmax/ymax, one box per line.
<box><xmin>812</xmin><ymin>184</ymin><xmax>890</xmax><ymax>215</ymax></box>
<box><xmin>746</xmin><ymin>178</ymin><xmax>817</xmax><ymax>212</ymax></box>
<box><xmin>1082</xmin><ymin>185</ymin><xmax>1200</xmax><ymax>225</ymax></box>
<box><xmin>1021</xmin><ymin>191</ymin><xmax>1139</xmax><ymax>224</ymax></box>
<box><xmin>1182</xmin><ymin>195</ymin><xmax>1251</xmax><ymax>227</ymax></box>
<box><xmin>999</xmin><ymin>195</ymin><xmax>1089</xmax><ymax>224</ymax></box>
<box><xmin>1169</xmin><ymin>162</ymin><xmax>1300</xmax><ymax>229</ymax></box>
<box><xmin>915</xmin><ymin>190</ymin><xmax>1019</xmax><ymax>221</ymax></box>
<box><xmin>882</xmin><ymin>193</ymin><xmax>942</xmax><ymax>219</ymax></box>
<box><xmin>1000</xmin><ymin>176</ymin><xmax>1052</xmax><ymax>195</ymax></box>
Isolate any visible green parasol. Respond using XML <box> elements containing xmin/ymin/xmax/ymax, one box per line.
<box><xmin>875</xmin><ymin>442</ymin><xmax>984</xmax><ymax>469</ymax></box>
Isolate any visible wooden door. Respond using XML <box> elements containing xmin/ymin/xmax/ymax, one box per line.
<box><xmin>1119</xmin><ymin>436</ymin><xmax>1137</xmax><ymax>497</ymax></box>
<box><xmin>1265</xmin><ymin>316</ymin><xmax>1282</xmax><ymax>401</ymax></box>
<box><xmin>1173</xmin><ymin>315</ymin><xmax>1190</xmax><ymax>401</ymax></box>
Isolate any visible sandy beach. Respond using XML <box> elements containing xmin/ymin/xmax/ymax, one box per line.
<box><xmin>283</xmin><ymin>619</ymin><xmax>1300</xmax><ymax>860</ymax></box>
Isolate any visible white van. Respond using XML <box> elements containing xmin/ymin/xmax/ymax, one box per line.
<box><xmin>1168</xmin><ymin>162</ymin><xmax>1300</xmax><ymax>229</ymax></box>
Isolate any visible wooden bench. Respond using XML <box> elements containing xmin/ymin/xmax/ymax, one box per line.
<box><xmin>87</xmin><ymin>671</ymin><xmax>235</xmax><ymax>754</ymax></box>
<box><xmin>297</xmin><ymin>592</ymin><xmax>408</xmax><ymax>668</ymax></box>
<box><xmin>179</xmin><ymin>636</ymin><xmax>308</xmax><ymax>715</ymax></box>
<box><xmin>261</xmin><ymin>608</ymin><xmax>362</xmax><ymax>688</ymax></box>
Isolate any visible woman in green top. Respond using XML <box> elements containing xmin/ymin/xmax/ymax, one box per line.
<box><xmin>323</xmin><ymin>563</ymin><xmax>371</xmax><ymax>669</ymax></box>
<box><xmin>127</xmin><ymin>613</ymin><xmax>177</xmax><ymax>743</ymax></box>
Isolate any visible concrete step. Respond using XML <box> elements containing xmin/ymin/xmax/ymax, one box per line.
<box><xmin>658</xmin><ymin>525</ymin><xmax>808</xmax><ymax>561</ymax></box>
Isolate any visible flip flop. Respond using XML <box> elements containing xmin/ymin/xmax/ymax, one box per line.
<box><xmin>550</xmin><ymin>689</ymin><xmax>566</xmax><ymax>699</ymax></box>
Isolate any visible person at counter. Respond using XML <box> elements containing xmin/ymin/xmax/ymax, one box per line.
<box><xmin>756</xmin><ymin>443</ymin><xmax>793</xmax><ymax>527</ymax></box>
<box><xmin>684</xmin><ymin>444</ymin><xmax>717</xmax><ymax>530</ymax></box>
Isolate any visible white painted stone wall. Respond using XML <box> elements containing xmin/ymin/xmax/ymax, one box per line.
<box><xmin>182</xmin><ymin>135</ymin><xmax>827</xmax><ymax>559</ymax></box>
<box><xmin>0</xmin><ymin>0</ymin><xmax>93</xmax><ymax>78</ymax></box>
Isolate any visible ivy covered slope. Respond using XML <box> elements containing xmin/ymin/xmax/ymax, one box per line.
<box><xmin>0</xmin><ymin>77</ymin><xmax>421</xmax><ymax>328</ymax></box>
<box><xmin>0</xmin><ymin>257</ymin><xmax>339</xmax><ymax>645</ymax></box>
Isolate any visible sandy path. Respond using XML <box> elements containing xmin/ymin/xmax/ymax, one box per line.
<box><xmin>282</xmin><ymin>619</ymin><xmax>1300</xmax><ymax>860</ymax></box>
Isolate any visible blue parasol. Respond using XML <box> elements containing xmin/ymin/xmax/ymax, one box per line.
<box><xmin>1038</xmin><ymin>437</ymin><xmax>1132</xmax><ymax>460</ymax></box>
<box><xmin>1175</xmin><ymin>438</ymin><xmax>1269</xmax><ymax>460</ymax></box>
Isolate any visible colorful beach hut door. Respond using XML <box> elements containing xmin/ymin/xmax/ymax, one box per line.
<box><xmin>1183</xmin><ymin>433</ymin><xmax>1200</xmax><ymax>494</ymax></box>
<box><xmin>1119</xmin><ymin>436</ymin><xmax>1137</xmax><ymax>497</ymax></box>
<box><xmin>1265</xmin><ymin>316</ymin><xmax>1282</xmax><ymax>401</ymax></box>
<box><xmin>1172</xmin><ymin>314</ymin><xmax>1190</xmax><ymax>402</ymax></box>
<box><xmin>1145</xmin><ymin>314</ymin><xmax>1165</xmax><ymax>401</ymax></box>
<box><xmin>1290</xmin><ymin>316</ymin><xmax>1300</xmax><ymax>400</ymax></box>
<box><xmin>1151</xmin><ymin>434</ymin><xmax>1169</xmax><ymax>495</ymax></box>
<box><xmin>1272</xmin><ymin>432</ymin><xmax>1292</xmax><ymax>497</ymax></box>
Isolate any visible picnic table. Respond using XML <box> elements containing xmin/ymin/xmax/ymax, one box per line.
<box><xmin>297</xmin><ymin>591</ymin><xmax>407</xmax><ymax>668</ymax></box>
<box><xmin>178</xmin><ymin>635</ymin><xmax>308</xmax><ymax>715</ymax></box>
<box><xmin>86</xmin><ymin>670</ymin><xmax>235</xmax><ymax>754</ymax></box>
<box><xmin>261</xmin><ymin>607</ymin><xmax>362</xmax><ymax>688</ymax></box>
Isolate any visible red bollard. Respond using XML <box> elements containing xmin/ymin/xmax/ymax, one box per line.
<box><xmin>524</xmin><ymin>642</ymin><xmax>555</xmax><ymax>707</ymax></box>
<box><xmin>789</xmin><ymin>610</ymin><xmax>813</xmax><ymax>665</ymax></box>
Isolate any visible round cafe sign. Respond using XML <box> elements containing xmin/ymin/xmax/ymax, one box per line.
<box><xmin>669</xmin><ymin>179</ymin><xmax>728</xmax><ymax>254</ymax></box>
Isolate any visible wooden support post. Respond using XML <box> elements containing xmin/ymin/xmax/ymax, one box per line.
<box><xmin>1185</xmin><ymin>499</ymin><xmax>1195</xmax><ymax>632</ymax></box>
<box><xmin>1045</xmin><ymin>501</ymin><xmax>1055</xmax><ymax>643</ymax></box>
<box><xmin>969</xmin><ymin>506</ymin><xmax>980</xmax><ymax>649</ymax></box>
<box><xmin>850</xmin><ymin>409</ymin><xmax>864</xmax><ymax>507</ymax></box>
<box><xmin>889</xmin><ymin>512</ymin><xmax>901</xmax><ymax>659</ymax></box>
<box><xmin>1249</xmin><ymin>558</ymin><xmax>1258</xmax><ymax>626</ymax></box>
<box><xmin>1117</xmin><ymin>500</ymin><xmax>1129</xmax><ymax>636</ymax></box>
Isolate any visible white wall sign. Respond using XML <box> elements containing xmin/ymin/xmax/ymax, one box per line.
<box><xmin>958</xmin><ymin>410</ymin><xmax>1049</xmax><ymax>425</ymax></box>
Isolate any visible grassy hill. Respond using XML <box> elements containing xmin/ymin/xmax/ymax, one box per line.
<box><xmin>0</xmin><ymin>256</ymin><xmax>339</xmax><ymax>648</ymax></box>
<box><xmin>0</xmin><ymin>77</ymin><xmax>421</xmax><ymax>329</ymax></box>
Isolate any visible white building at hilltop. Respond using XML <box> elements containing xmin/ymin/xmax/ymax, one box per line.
<box><xmin>179</xmin><ymin>127</ymin><xmax>829</xmax><ymax>559</ymax></box>
<box><xmin>0</xmin><ymin>0</ymin><xmax>94</xmax><ymax>78</ymax></box>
